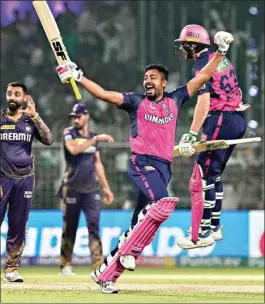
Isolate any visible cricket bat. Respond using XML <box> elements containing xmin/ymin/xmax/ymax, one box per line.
<box><xmin>33</xmin><ymin>0</ymin><xmax>81</xmax><ymax>100</ymax></box>
<box><xmin>173</xmin><ymin>137</ymin><xmax>262</xmax><ymax>157</ymax></box>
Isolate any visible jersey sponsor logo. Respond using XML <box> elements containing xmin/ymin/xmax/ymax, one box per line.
<box><xmin>217</xmin><ymin>58</ymin><xmax>230</xmax><ymax>72</ymax></box>
<box><xmin>0</xmin><ymin>132</ymin><xmax>32</xmax><ymax>142</ymax></box>
<box><xmin>144</xmin><ymin>166</ymin><xmax>156</xmax><ymax>171</ymax></box>
<box><xmin>0</xmin><ymin>125</ymin><xmax>15</xmax><ymax>130</ymax></box>
<box><xmin>186</xmin><ymin>31</ymin><xmax>199</xmax><ymax>38</ymax></box>
<box><xmin>144</xmin><ymin>113</ymin><xmax>174</xmax><ymax>125</ymax></box>
<box><xmin>76</xmin><ymin>138</ymin><xmax>87</xmax><ymax>145</ymax></box>
<box><xmin>24</xmin><ymin>191</ymin><xmax>32</xmax><ymax>199</ymax></box>
<box><xmin>65</xmin><ymin>197</ymin><xmax>76</xmax><ymax>204</ymax></box>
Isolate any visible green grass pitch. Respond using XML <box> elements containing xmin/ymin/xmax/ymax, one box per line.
<box><xmin>1</xmin><ymin>266</ymin><xmax>264</xmax><ymax>303</ymax></box>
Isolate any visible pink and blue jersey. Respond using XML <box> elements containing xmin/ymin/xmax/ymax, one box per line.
<box><xmin>118</xmin><ymin>86</ymin><xmax>189</xmax><ymax>162</ymax></box>
<box><xmin>192</xmin><ymin>50</ymin><xmax>242</xmax><ymax>111</ymax></box>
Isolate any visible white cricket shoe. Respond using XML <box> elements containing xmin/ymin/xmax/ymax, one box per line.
<box><xmin>4</xmin><ymin>270</ymin><xmax>24</xmax><ymax>282</ymax></box>
<box><xmin>211</xmin><ymin>224</ymin><xmax>223</xmax><ymax>241</ymax></box>
<box><xmin>177</xmin><ymin>230</ymin><xmax>215</xmax><ymax>249</ymax></box>
<box><xmin>119</xmin><ymin>255</ymin><xmax>136</xmax><ymax>271</ymax></box>
<box><xmin>59</xmin><ymin>266</ymin><xmax>76</xmax><ymax>276</ymax></box>
<box><xmin>100</xmin><ymin>281</ymin><xmax>119</xmax><ymax>294</ymax></box>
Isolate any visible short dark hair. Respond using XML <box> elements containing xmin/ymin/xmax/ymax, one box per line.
<box><xmin>145</xmin><ymin>64</ymin><xmax>169</xmax><ymax>80</ymax></box>
<box><xmin>7</xmin><ymin>82</ymin><xmax>28</xmax><ymax>94</ymax></box>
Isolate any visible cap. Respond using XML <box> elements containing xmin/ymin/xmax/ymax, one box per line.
<box><xmin>69</xmin><ymin>103</ymin><xmax>88</xmax><ymax>117</ymax></box>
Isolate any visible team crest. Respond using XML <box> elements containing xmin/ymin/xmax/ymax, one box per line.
<box><xmin>163</xmin><ymin>103</ymin><xmax>168</xmax><ymax>113</ymax></box>
<box><xmin>25</xmin><ymin>124</ymin><xmax>31</xmax><ymax>132</ymax></box>
<box><xmin>148</xmin><ymin>102</ymin><xmax>156</xmax><ymax>111</ymax></box>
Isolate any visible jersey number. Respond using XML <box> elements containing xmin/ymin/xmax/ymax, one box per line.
<box><xmin>219</xmin><ymin>68</ymin><xmax>238</xmax><ymax>94</ymax></box>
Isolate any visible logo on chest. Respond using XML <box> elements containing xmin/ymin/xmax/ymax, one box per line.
<box><xmin>144</xmin><ymin>113</ymin><xmax>174</xmax><ymax>125</ymax></box>
<box><xmin>25</xmin><ymin>123</ymin><xmax>32</xmax><ymax>132</ymax></box>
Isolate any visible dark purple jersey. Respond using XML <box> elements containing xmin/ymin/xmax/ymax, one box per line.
<box><xmin>0</xmin><ymin>109</ymin><xmax>41</xmax><ymax>178</ymax></box>
<box><xmin>62</xmin><ymin>126</ymin><xmax>99</xmax><ymax>193</ymax></box>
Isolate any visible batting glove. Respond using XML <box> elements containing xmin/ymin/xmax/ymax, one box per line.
<box><xmin>56</xmin><ymin>62</ymin><xmax>83</xmax><ymax>84</ymax></box>
<box><xmin>214</xmin><ymin>31</ymin><xmax>234</xmax><ymax>55</ymax></box>
<box><xmin>179</xmin><ymin>131</ymin><xmax>197</xmax><ymax>157</ymax></box>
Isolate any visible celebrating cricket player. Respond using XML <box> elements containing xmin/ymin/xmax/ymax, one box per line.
<box><xmin>175</xmin><ymin>25</ymin><xmax>249</xmax><ymax>249</ymax></box>
<box><xmin>56</xmin><ymin>31</ymin><xmax>234</xmax><ymax>293</ymax></box>
<box><xmin>0</xmin><ymin>82</ymin><xmax>53</xmax><ymax>282</ymax></box>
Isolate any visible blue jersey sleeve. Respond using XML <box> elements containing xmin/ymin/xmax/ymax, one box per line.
<box><xmin>168</xmin><ymin>85</ymin><xmax>190</xmax><ymax>108</ymax></box>
<box><xmin>192</xmin><ymin>59</ymin><xmax>212</xmax><ymax>96</ymax></box>
<box><xmin>117</xmin><ymin>92</ymin><xmax>143</xmax><ymax>112</ymax></box>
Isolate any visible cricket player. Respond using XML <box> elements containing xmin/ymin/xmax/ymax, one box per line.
<box><xmin>0</xmin><ymin>82</ymin><xmax>53</xmax><ymax>282</ymax></box>
<box><xmin>175</xmin><ymin>25</ymin><xmax>248</xmax><ymax>249</ymax></box>
<box><xmin>56</xmin><ymin>31</ymin><xmax>234</xmax><ymax>293</ymax></box>
<box><xmin>58</xmin><ymin>103</ymin><xmax>115</xmax><ymax>275</ymax></box>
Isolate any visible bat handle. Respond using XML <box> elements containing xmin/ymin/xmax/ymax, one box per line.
<box><xmin>70</xmin><ymin>78</ymin><xmax>82</xmax><ymax>100</ymax></box>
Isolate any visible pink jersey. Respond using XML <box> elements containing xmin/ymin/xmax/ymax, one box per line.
<box><xmin>118</xmin><ymin>86</ymin><xmax>189</xmax><ymax>162</ymax></box>
<box><xmin>192</xmin><ymin>50</ymin><xmax>242</xmax><ymax>111</ymax></box>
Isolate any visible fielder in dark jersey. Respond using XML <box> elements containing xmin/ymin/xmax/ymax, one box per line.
<box><xmin>56</xmin><ymin>31</ymin><xmax>234</xmax><ymax>293</ymax></box>
<box><xmin>175</xmin><ymin>25</ymin><xmax>248</xmax><ymax>249</ymax></box>
<box><xmin>57</xmin><ymin>103</ymin><xmax>114</xmax><ymax>275</ymax></box>
<box><xmin>0</xmin><ymin>82</ymin><xmax>53</xmax><ymax>282</ymax></box>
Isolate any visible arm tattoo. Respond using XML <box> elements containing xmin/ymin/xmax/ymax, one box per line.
<box><xmin>32</xmin><ymin>115</ymin><xmax>53</xmax><ymax>145</ymax></box>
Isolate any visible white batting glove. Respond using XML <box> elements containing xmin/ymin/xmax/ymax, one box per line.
<box><xmin>214</xmin><ymin>31</ymin><xmax>234</xmax><ymax>55</ymax></box>
<box><xmin>56</xmin><ymin>62</ymin><xmax>83</xmax><ymax>84</ymax></box>
<box><xmin>179</xmin><ymin>131</ymin><xmax>197</xmax><ymax>157</ymax></box>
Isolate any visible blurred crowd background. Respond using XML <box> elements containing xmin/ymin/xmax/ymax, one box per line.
<box><xmin>1</xmin><ymin>0</ymin><xmax>264</xmax><ymax>210</ymax></box>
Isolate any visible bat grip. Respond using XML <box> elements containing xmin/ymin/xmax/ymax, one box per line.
<box><xmin>70</xmin><ymin>78</ymin><xmax>82</xmax><ymax>100</ymax></box>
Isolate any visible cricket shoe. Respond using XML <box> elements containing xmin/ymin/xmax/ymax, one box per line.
<box><xmin>59</xmin><ymin>266</ymin><xmax>76</xmax><ymax>276</ymax></box>
<box><xmin>90</xmin><ymin>264</ymin><xmax>119</xmax><ymax>294</ymax></box>
<box><xmin>119</xmin><ymin>255</ymin><xmax>136</xmax><ymax>271</ymax></box>
<box><xmin>187</xmin><ymin>225</ymin><xmax>223</xmax><ymax>241</ymax></box>
<box><xmin>177</xmin><ymin>230</ymin><xmax>215</xmax><ymax>249</ymax></box>
<box><xmin>211</xmin><ymin>224</ymin><xmax>223</xmax><ymax>241</ymax></box>
<box><xmin>100</xmin><ymin>281</ymin><xmax>119</xmax><ymax>294</ymax></box>
<box><xmin>4</xmin><ymin>270</ymin><xmax>24</xmax><ymax>282</ymax></box>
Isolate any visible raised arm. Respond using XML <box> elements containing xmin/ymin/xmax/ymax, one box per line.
<box><xmin>186</xmin><ymin>31</ymin><xmax>234</xmax><ymax>97</ymax></box>
<box><xmin>19</xmin><ymin>95</ymin><xmax>53</xmax><ymax>145</ymax></box>
<box><xmin>56</xmin><ymin>63</ymin><xmax>124</xmax><ymax>105</ymax></box>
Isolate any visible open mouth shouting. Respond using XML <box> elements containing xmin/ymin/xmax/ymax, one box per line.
<box><xmin>145</xmin><ymin>83</ymin><xmax>155</xmax><ymax>95</ymax></box>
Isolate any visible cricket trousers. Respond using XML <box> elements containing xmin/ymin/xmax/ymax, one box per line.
<box><xmin>196</xmin><ymin>111</ymin><xmax>247</xmax><ymax>230</ymax></box>
<box><xmin>0</xmin><ymin>174</ymin><xmax>34</xmax><ymax>273</ymax></box>
<box><xmin>60</xmin><ymin>187</ymin><xmax>103</xmax><ymax>269</ymax></box>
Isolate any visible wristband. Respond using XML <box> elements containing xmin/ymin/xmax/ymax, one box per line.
<box><xmin>189</xmin><ymin>130</ymin><xmax>198</xmax><ymax>137</ymax></box>
<box><xmin>217</xmin><ymin>48</ymin><xmax>226</xmax><ymax>55</ymax></box>
<box><xmin>31</xmin><ymin>113</ymin><xmax>39</xmax><ymax>121</ymax></box>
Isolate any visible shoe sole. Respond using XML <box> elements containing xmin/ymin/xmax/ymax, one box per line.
<box><xmin>177</xmin><ymin>240</ymin><xmax>215</xmax><ymax>249</ymax></box>
<box><xmin>4</xmin><ymin>278</ymin><xmax>24</xmax><ymax>282</ymax></box>
<box><xmin>101</xmin><ymin>288</ymin><xmax>119</xmax><ymax>294</ymax></box>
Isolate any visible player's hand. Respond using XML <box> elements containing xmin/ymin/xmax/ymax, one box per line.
<box><xmin>18</xmin><ymin>95</ymin><xmax>37</xmax><ymax>118</ymax></box>
<box><xmin>179</xmin><ymin>131</ymin><xmax>197</xmax><ymax>156</ymax></box>
<box><xmin>56</xmin><ymin>62</ymin><xmax>83</xmax><ymax>84</ymax></box>
<box><xmin>103</xmin><ymin>187</ymin><xmax>114</xmax><ymax>205</ymax></box>
<box><xmin>214</xmin><ymin>31</ymin><xmax>234</xmax><ymax>55</ymax></box>
<box><xmin>94</xmin><ymin>134</ymin><xmax>115</xmax><ymax>144</ymax></box>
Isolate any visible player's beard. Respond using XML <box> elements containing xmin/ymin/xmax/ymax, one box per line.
<box><xmin>7</xmin><ymin>100</ymin><xmax>22</xmax><ymax>112</ymax></box>
<box><xmin>74</xmin><ymin>123</ymin><xmax>83</xmax><ymax>130</ymax></box>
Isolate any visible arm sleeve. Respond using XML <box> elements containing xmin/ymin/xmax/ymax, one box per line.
<box><xmin>192</xmin><ymin>64</ymin><xmax>212</xmax><ymax>96</ymax></box>
<box><xmin>63</xmin><ymin>128</ymin><xmax>75</xmax><ymax>143</ymax></box>
<box><xmin>117</xmin><ymin>92</ymin><xmax>143</xmax><ymax>112</ymax></box>
<box><xmin>168</xmin><ymin>85</ymin><xmax>190</xmax><ymax>108</ymax></box>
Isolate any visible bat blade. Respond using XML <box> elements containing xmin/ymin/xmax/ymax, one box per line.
<box><xmin>32</xmin><ymin>0</ymin><xmax>81</xmax><ymax>100</ymax></box>
<box><xmin>172</xmin><ymin>137</ymin><xmax>262</xmax><ymax>157</ymax></box>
